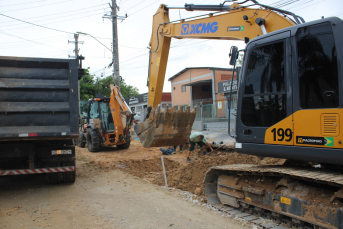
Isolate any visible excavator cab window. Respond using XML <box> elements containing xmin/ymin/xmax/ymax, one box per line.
<box><xmin>297</xmin><ymin>22</ymin><xmax>339</xmax><ymax>109</ymax></box>
<box><xmin>241</xmin><ymin>40</ymin><xmax>287</xmax><ymax>127</ymax></box>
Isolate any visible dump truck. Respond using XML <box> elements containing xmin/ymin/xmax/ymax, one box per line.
<box><xmin>0</xmin><ymin>56</ymin><xmax>83</xmax><ymax>184</ymax></box>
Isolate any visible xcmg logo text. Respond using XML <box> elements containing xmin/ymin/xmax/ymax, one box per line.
<box><xmin>181</xmin><ymin>22</ymin><xmax>218</xmax><ymax>35</ymax></box>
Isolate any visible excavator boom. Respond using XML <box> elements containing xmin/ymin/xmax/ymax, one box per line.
<box><xmin>135</xmin><ymin>1</ymin><xmax>296</xmax><ymax>147</ymax></box>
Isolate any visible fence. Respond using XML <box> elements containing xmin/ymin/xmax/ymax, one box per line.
<box><xmin>191</xmin><ymin>98</ymin><xmax>236</xmax><ymax>133</ymax></box>
<box><xmin>125</xmin><ymin>100</ymin><xmax>237</xmax><ymax>134</ymax></box>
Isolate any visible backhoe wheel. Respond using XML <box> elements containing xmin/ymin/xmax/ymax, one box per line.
<box><xmin>117</xmin><ymin>131</ymin><xmax>131</xmax><ymax>150</ymax></box>
<box><xmin>77</xmin><ymin>131</ymin><xmax>86</xmax><ymax>148</ymax></box>
<box><xmin>86</xmin><ymin>129</ymin><xmax>102</xmax><ymax>152</ymax></box>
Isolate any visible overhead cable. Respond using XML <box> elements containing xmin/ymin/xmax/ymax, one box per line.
<box><xmin>0</xmin><ymin>30</ymin><xmax>70</xmax><ymax>51</ymax></box>
<box><xmin>0</xmin><ymin>13</ymin><xmax>73</xmax><ymax>34</ymax></box>
<box><xmin>1</xmin><ymin>0</ymin><xmax>74</xmax><ymax>13</ymax></box>
<box><xmin>1</xmin><ymin>3</ymin><xmax>107</xmax><ymax>22</ymax></box>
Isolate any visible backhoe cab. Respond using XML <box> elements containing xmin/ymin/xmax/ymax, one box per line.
<box><xmin>77</xmin><ymin>85</ymin><xmax>134</xmax><ymax>152</ymax></box>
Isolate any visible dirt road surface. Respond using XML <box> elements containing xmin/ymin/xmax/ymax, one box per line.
<box><xmin>0</xmin><ymin>140</ymin><xmax>254</xmax><ymax>229</ymax></box>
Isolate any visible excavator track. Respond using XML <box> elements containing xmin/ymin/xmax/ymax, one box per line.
<box><xmin>204</xmin><ymin>164</ymin><xmax>343</xmax><ymax>229</ymax></box>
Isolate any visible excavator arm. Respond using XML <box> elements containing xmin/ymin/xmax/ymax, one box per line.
<box><xmin>135</xmin><ymin>0</ymin><xmax>298</xmax><ymax>148</ymax></box>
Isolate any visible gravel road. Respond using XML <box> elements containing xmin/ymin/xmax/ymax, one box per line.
<box><xmin>0</xmin><ymin>154</ymin><xmax>246</xmax><ymax>229</ymax></box>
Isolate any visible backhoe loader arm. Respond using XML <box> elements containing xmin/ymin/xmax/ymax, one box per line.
<box><xmin>109</xmin><ymin>84</ymin><xmax>134</xmax><ymax>144</ymax></box>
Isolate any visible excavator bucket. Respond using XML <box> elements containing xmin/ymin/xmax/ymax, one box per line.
<box><xmin>134</xmin><ymin>105</ymin><xmax>197</xmax><ymax>148</ymax></box>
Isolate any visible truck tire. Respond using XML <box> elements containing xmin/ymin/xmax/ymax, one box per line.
<box><xmin>117</xmin><ymin>131</ymin><xmax>131</xmax><ymax>149</ymax></box>
<box><xmin>48</xmin><ymin>172</ymin><xmax>62</xmax><ymax>184</ymax></box>
<box><xmin>77</xmin><ymin>131</ymin><xmax>86</xmax><ymax>148</ymax></box>
<box><xmin>86</xmin><ymin>129</ymin><xmax>102</xmax><ymax>152</ymax></box>
<box><xmin>63</xmin><ymin>161</ymin><xmax>76</xmax><ymax>183</ymax></box>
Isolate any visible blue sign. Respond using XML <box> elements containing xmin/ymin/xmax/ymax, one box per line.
<box><xmin>181</xmin><ymin>22</ymin><xmax>218</xmax><ymax>35</ymax></box>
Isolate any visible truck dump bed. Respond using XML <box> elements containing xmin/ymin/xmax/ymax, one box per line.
<box><xmin>0</xmin><ymin>56</ymin><xmax>79</xmax><ymax>141</ymax></box>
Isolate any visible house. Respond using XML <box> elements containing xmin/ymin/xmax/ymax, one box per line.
<box><xmin>168</xmin><ymin>67</ymin><xmax>238</xmax><ymax>119</ymax></box>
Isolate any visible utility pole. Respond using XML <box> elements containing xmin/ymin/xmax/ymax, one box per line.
<box><xmin>68</xmin><ymin>33</ymin><xmax>84</xmax><ymax>115</ymax></box>
<box><xmin>111</xmin><ymin>0</ymin><xmax>120</xmax><ymax>87</ymax></box>
<box><xmin>68</xmin><ymin>33</ymin><xmax>84</xmax><ymax>59</ymax></box>
<box><xmin>103</xmin><ymin>0</ymin><xmax>127</xmax><ymax>87</ymax></box>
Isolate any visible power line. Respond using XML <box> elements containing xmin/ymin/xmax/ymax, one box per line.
<box><xmin>287</xmin><ymin>0</ymin><xmax>325</xmax><ymax>12</ymax></box>
<box><xmin>0</xmin><ymin>5</ymin><xmax>107</xmax><ymax>28</ymax></box>
<box><xmin>119</xmin><ymin>44</ymin><xmax>147</xmax><ymax>49</ymax></box>
<box><xmin>0</xmin><ymin>34</ymin><xmax>68</xmax><ymax>46</ymax></box>
<box><xmin>0</xmin><ymin>30</ymin><xmax>70</xmax><ymax>51</ymax></box>
<box><xmin>128</xmin><ymin>0</ymin><xmax>161</xmax><ymax>16</ymax></box>
<box><xmin>0</xmin><ymin>13</ymin><xmax>73</xmax><ymax>34</ymax></box>
<box><xmin>1</xmin><ymin>0</ymin><xmax>74</xmax><ymax>13</ymax></box>
<box><xmin>0</xmin><ymin>3</ymin><xmax>107</xmax><ymax>24</ymax></box>
<box><xmin>1</xmin><ymin>0</ymin><xmax>46</xmax><ymax>8</ymax></box>
<box><xmin>120</xmin><ymin>0</ymin><xmax>148</xmax><ymax>13</ymax></box>
<box><xmin>0</xmin><ymin>36</ymin><xmax>70</xmax><ymax>49</ymax></box>
<box><xmin>78</xmin><ymin>32</ymin><xmax>112</xmax><ymax>53</ymax></box>
<box><xmin>1</xmin><ymin>11</ymin><xmax>106</xmax><ymax>32</ymax></box>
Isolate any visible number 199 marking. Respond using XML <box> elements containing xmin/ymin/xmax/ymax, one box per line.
<box><xmin>271</xmin><ymin>128</ymin><xmax>292</xmax><ymax>142</ymax></box>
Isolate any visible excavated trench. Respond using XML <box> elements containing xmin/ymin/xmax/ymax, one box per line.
<box><xmin>85</xmin><ymin>150</ymin><xmax>286</xmax><ymax>197</ymax></box>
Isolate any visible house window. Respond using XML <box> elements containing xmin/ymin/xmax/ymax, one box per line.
<box><xmin>183</xmin><ymin>105</ymin><xmax>187</xmax><ymax>111</ymax></box>
<box><xmin>173</xmin><ymin>87</ymin><xmax>175</xmax><ymax>90</ymax></box>
<box><xmin>181</xmin><ymin>85</ymin><xmax>186</xmax><ymax>93</ymax></box>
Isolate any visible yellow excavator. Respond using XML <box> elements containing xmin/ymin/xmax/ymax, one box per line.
<box><xmin>136</xmin><ymin>0</ymin><xmax>343</xmax><ymax>228</ymax></box>
<box><xmin>134</xmin><ymin>0</ymin><xmax>298</xmax><ymax>148</ymax></box>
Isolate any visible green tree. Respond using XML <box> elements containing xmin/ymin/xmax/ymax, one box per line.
<box><xmin>119</xmin><ymin>78</ymin><xmax>139</xmax><ymax>98</ymax></box>
<box><xmin>94</xmin><ymin>76</ymin><xmax>139</xmax><ymax>98</ymax></box>
<box><xmin>94</xmin><ymin>75</ymin><xmax>114</xmax><ymax>97</ymax></box>
<box><xmin>79</xmin><ymin>68</ymin><xmax>95</xmax><ymax>101</ymax></box>
<box><xmin>80</xmin><ymin>72</ymin><xmax>139</xmax><ymax>100</ymax></box>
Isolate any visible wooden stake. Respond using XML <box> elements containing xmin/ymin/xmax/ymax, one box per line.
<box><xmin>161</xmin><ymin>156</ymin><xmax>168</xmax><ymax>187</ymax></box>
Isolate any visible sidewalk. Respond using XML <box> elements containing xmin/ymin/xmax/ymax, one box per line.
<box><xmin>191</xmin><ymin>129</ymin><xmax>236</xmax><ymax>149</ymax></box>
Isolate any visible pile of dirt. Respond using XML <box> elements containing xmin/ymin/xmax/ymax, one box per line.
<box><xmin>75</xmin><ymin>140</ymin><xmax>287</xmax><ymax>199</ymax></box>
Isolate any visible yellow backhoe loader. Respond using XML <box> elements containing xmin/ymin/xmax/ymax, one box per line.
<box><xmin>137</xmin><ymin>0</ymin><xmax>343</xmax><ymax>227</ymax></box>
<box><xmin>78</xmin><ymin>85</ymin><xmax>134</xmax><ymax>152</ymax></box>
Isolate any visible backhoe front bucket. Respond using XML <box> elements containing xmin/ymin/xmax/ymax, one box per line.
<box><xmin>134</xmin><ymin>106</ymin><xmax>197</xmax><ymax>148</ymax></box>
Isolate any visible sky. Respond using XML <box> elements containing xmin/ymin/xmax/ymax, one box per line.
<box><xmin>0</xmin><ymin>0</ymin><xmax>342</xmax><ymax>94</ymax></box>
